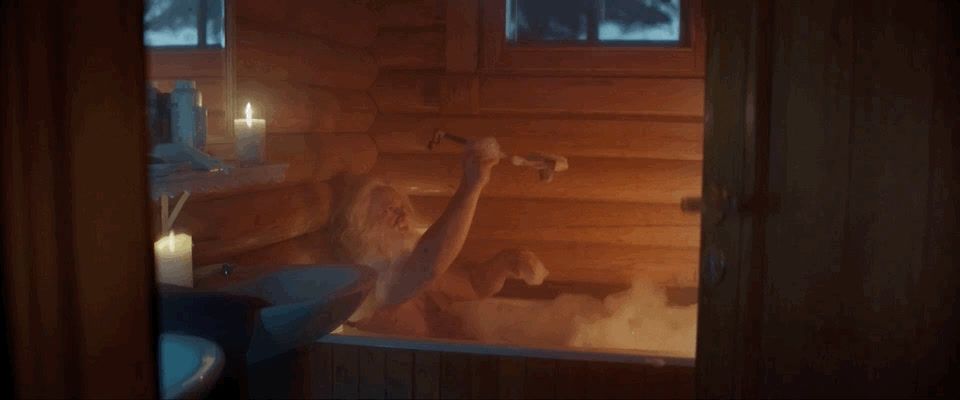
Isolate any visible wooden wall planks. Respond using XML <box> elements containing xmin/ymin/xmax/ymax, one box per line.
<box><xmin>370</xmin><ymin>114</ymin><xmax>704</xmax><ymax>160</ymax></box>
<box><xmin>236</xmin><ymin>80</ymin><xmax>377</xmax><ymax>135</ymax></box>
<box><xmin>373</xmin><ymin>29</ymin><xmax>446</xmax><ymax>70</ymax></box>
<box><xmin>373</xmin><ymin>153</ymin><xmax>701</xmax><ymax>204</ymax></box>
<box><xmin>226</xmin><ymin>229</ymin><xmax>337</xmax><ymax>267</ymax></box>
<box><xmin>359</xmin><ymin>346</ymin><xmax>388</xmax><ymax>398</ymax></box>
<box><xmin>479</xmin><ymin>76</ymin><xmax>705</xmax><ymax>118</ymax></box>
<box><xmin>371</xmin><ymin>73</ymin><xmax>706</xmax><ymax>117</ymax></box>
<box><xmin>371</xmin><ymin>72</ymin><xmax>442</xmax><ymax>114</ymax></box>
<box><xmin>263</xmin><ymin>133</ymin><xmax>378</xmax><ymax>183</ymax></box>
<box><xmin>310</xmin><ymin>344</ymin><xmax>334</xmax><ymax>397</ymax></box>
<box><xmin>287</xmin><ymin>342</ymin><xmax>695</xmax><ymax>399</ymax></box>
<box><xmin>439</xmin><ymin>353</ymin><xmax>473</xmax><ymax>399</ymax></box>
<box><xmin>469</xmin><ymin>354</ymin><xmax>499</xmax><ymax>398</ymax></box>
<box><xmin>173</xmin><ymin>1</ymin><xmax>382</xmax><ymax>274</ymax></box>
<box><xmin>235</xmin><ymin>0</ymin><xmax>379</xmax><ymax>47</ymax></box>
<box><xmin>362</xmin><ymin>0</ymin><xmax>706</xmax><ymax>292</ymax></box>
<box><xmin>373</xmin><ymin>0</ymin><xmax>444</xmax><ymax>29</ymax></box>
<box><xmin>456</xmin><ymin>239</ymin><xmax>699</xmax><ymax>286</ymax></box>
<box><xmin>384</xmin><ymin>349</ymin><xmax>415</xmax><ymax>399</ymax></box>
<box><xmin>165</xmin><ymin>183</ymin><xmax>331</xmax><ymax>266</ymax></box>
<box><xmin>147</xmin><ymin>50</ymin><xmax>225</xmax><ymax>79</ymax></box>
<box><xmin>332</xmin><ymin>345</ymin><xmax>361</xmax><ymax>399</ymax></box>
<box><xmin>413</xmin><ymin>351</ymin><xmax>442</xmax><ymax>399</ymax></box>
<box><xmin>412</xmin><ymin>196</ymin><xmax>699</xmax><ymax>229</ymax></box>
<box><xmin>236</xmin><ymin>21</ymin><xmax>378</xmax><ymax>90</ymax></box>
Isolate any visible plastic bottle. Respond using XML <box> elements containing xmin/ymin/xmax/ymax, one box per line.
<box><xmin>170</xmin><ymin>80</ymin><xmax>197</xmax><ymax>147</ymax></box>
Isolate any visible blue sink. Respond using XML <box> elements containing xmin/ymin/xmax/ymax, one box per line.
<box><xmin>159</xmin><ymin>333</ymin><xmax>225</xmax><ymax>399</ymax></box>
<box><xmin>222</xmin><ymin>265</ymin><xmax>375</xmax><ymax>363</ymax></box>
<box><xmin>158</xmin><ymin>264</ymin><xmax>375</xmax><ymax>367</ymax></box>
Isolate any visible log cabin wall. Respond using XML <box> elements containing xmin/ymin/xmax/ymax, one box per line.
<box><xmin>161</xmin><ymin>0</ymin><xmax>381</xmax><ymax>268</ymax></box>
<box><xmin>367</xmin><ymin>0</ymin><xmax>705</xmax><ymax>295</ymax></box>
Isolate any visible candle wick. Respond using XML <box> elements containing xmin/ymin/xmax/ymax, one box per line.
<box><xmin>245</xmin><ymin>102</ymin><xmax>253</xmax><ymax>128</ymax></box>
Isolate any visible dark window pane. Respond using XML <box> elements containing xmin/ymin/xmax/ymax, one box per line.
<box><xmin>144</xmin><ymin>0</ymin><xmax>225</xmax><ymax>48</ymax></box>
<box><xmin>599</xmin><ymin>0</ymin><xmax>681</xmax><ymax>42</ymax></box>
<box><xmin>505</xmin><ymin>0</ymin><xmax>682</xmax><ymax>45</ymax></box>
<box><xmin>144</xmin><ymin>0</ymin><xmax>199</xmax><ymax>46</ymax></box>
<box><xmin>507</xmin><ymin>0</ymin><xmax>594</xmax><ymax>42</ymax></box>
<box><xmin>205</xmin><ymin>0</ymin><xmax>225</xmax><ymax>47</ymax></box>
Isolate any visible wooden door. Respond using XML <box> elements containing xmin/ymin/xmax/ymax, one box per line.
<box><xmin>697</xmin><ymin>0</ymin><xmax>959</xmax><ymax>397</ymax></box>
<box><xmin>695</xmin><ymin>0</ymin><xmax>772</xmax><ymax>397</ymax></box>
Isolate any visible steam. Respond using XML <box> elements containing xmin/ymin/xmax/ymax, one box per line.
<box><xmin>449</xmin><ymin>280</ymin><xmax>697</xmax><ymax>357</ymax></box>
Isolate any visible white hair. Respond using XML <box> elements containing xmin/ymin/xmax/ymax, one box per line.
<box><xmin>329</xmin><ymin>176</ymin><xmax>421</xmax><ymax>272</ymax></box>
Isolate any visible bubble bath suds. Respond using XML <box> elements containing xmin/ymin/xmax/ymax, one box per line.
<box><xmin>449</xmin><ymin>280</ymin><xmax>698</xmax><ymax>357</ymax></box>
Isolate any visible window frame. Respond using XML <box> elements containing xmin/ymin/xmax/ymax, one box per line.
<box><xmin>144</xmin><ymin>0</ymin><xmax>225</xmax><ymax>49</ymax></box>
<box><xmin>481</xmin><ymin>0</ymin><xmax>704</xmax><ymax>76</ymax></box>
<box><xmin>144</xmin><ymin>0</ymin><xmax>237</xmax><ymax>145</ymax></box>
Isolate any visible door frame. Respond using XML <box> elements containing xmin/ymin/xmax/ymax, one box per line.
<box><xmin>694</xmin><ymin>0</ymin><xmax>772</xmax><ymax>397</ymax></box>
<box><xmin>1</xmin><ymin>0</ymin><xmax>157</xmax><ymax>397</ymax></box>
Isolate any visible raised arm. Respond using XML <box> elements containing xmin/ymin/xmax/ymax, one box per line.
<box><xmin>379</xmin><ymin>138</ymin><xmax>501</xmax><ymax>306</ymax></box>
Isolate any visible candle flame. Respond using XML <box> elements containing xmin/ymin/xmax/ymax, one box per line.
<box><xmin>168</xmin><ymin>231</ymin><xmax>175</xmax><ymax>252</ymax></box>
<box><xmin>245</xmin><ymin>102</ymin><xmax>253</xmax><ymax>128</ymax></box>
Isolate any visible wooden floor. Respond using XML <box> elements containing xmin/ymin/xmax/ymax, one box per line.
<box><xmin>248</xmin><ymin>339</ymin><xmax>694</xmax><ymax>399</ymax></box>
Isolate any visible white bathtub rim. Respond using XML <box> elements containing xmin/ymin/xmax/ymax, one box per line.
<box><xmin>318</xmin><ymin>332</ymin><xmax>694</xmax><ymax>368</ymax></box>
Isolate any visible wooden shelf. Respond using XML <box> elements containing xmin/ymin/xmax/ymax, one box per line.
<box><xmin>150</xmin><ymin>162</ymin><xmax>288</xmax><ymax>199</ymax></box>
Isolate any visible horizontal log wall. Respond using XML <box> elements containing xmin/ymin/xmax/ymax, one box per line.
<box><xmin>159</xmin><ymin>0</ymin><xmax>381</xmax><ymax>267</ymax></box>
<box><xmin>367</xmin><ymin>0</ymin><xmax>704</xmax><ymax>290</ymax></box>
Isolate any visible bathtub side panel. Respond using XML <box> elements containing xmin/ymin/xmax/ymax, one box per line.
<box><xmin>312</xmin><ymin>341</ymin><xmax>694</xmax><ymax>399</ymax></box>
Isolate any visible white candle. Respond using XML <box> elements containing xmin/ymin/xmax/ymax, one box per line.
<box><xmin>154</xmin><ymin>231</ymin><xmax>194</xmax><ymax>287</ymax></box>
<box><xmin>234</xmin><ymin>102</ymin><xmax>266</xmax><ymax>163</ymax></box>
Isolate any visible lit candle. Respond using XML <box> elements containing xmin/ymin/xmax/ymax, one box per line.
<box><xmin>233</xmin><ymin>102</ymin><xmax>266</xmax><ymax>163</ymax></box>
<box><xmin>154</xmin><ymin>231</ymin><xmax>194</xmax><ymax>287</ymax></box>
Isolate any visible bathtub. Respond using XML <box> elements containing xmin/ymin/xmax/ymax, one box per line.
<box><xmin>248</xmin><ymin>296</ymin><xmax>696</xmax><ymax>399</ymax></box>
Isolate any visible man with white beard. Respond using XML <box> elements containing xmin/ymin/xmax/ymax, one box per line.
<box><xmin>329</xmin><ymin>137</ymin><xmax>549</xmax><ymax>338</ymax></box>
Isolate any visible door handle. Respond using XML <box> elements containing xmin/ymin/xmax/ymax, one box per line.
<box><xmin>681</xmin><ymin>185</ymin><xmax>779</xmax><ymax>225</ymax></box>
<box><xmin>681</xmin><ymin>185</ymin><xmax>738</xmax><ymax>225</ymax></box>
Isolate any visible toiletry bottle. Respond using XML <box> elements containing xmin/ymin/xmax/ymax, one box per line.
<box><xmin>146</xmin><ymin>83</ymin><xmax>162</xmax><ymax>147</ymax></box>
<box><xmin>157</xmin><ymin>91</ymin><xmax>172</xmax><ymax>144</ymax></box>
<box><xmin>170</xmin><ymin>80</ymin><xmax>198</xmax><ymax>148</ymax></box>
<box><xmin>194</xmin><ymin>92</ymin><xmax>208</xmax><ymax>150</ymax></box>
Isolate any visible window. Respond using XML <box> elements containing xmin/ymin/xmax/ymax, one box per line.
<box><xmin>482</xmin><ymin>0</ymin><xmax>703</xmax><ymax>76</ymax></box>
<box><xmin>506</xmin><ymin>0</ymin><xmax>683</xmax><ymax>45</ymax></box>
<box><xmin>144</xmin><ymin>0</ymin><xmax>225</xmax><ymax>48</ymax></box>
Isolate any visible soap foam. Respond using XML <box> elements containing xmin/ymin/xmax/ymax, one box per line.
<box><xmin>450</xmin><ymin>279</ymin><xmax>697</xmax><ymax>356</ymax></box>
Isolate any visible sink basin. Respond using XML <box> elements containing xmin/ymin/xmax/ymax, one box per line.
<box><xmin>222</xmin><ymin>265</ymin><xmax>375</xmax><ymax>363</ymax></box>
<box><xmin>159</xmin><ymin>333</ymin><xmax>225</xmax><ymax>399</ymax></box>
<box><xmin>158</xmin><ymin>264</ymin><xmax>375</xmax><ymax>367</ymax></box>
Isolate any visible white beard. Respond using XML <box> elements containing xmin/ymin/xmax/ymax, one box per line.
<box><xmin>344</xmin><ymin>223</ymin><xmax>420</xmax><ymax>323</ymax></box>
<box><xmin>351</xmin><ymin>223</ymin><xmax>419</xmax><ymax>273</ymax></box>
